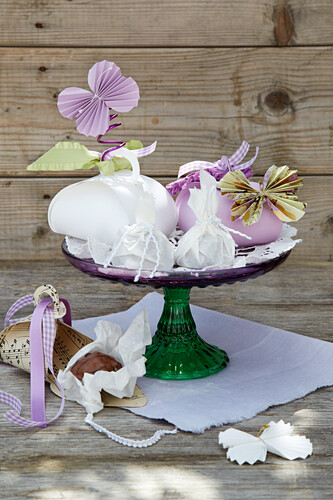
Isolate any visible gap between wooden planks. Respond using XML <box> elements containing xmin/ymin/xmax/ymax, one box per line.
<box><xmin>1</xmin><ymin>48</ymin><xmax>333</xmax><ymax>176</ymax></box>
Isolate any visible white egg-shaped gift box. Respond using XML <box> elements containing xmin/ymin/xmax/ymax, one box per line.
<box><xmin>48</xmin><ymin>148</ymin><xmax>178</xmax><ymax>246</ymax></box>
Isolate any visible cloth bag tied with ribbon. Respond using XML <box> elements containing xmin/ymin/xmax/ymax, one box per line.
<box><xmin>175</xmin><ymin>170</ymin><xmax>251</xmax><ymax>269</ymax></box>
<box><xmin>99</xmin><ymin>193</ymin><xmax>175</xmax><ymax>281</ymax></box>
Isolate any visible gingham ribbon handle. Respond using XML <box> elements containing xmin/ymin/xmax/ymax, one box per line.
<box><xmin>133</xmin><ymin>141</ymin><xmax>157</xmax><ymax>158</ymax></box>
<box><xmin>178</xmin><ymin>141</ymin><xmax>259</xmax><ymax>178</ymax></box>
<box><xmin>102</xmin><ymin>141</ymin><xmax>157</xmax><ymax>160</ymax></box>
<box><xmin>0</xmin><ymin>294</ymin><xmax>71</xmax><ymax>427</ymax></box>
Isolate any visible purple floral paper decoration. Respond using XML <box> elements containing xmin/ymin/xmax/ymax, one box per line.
<box><xmin>57</xmin><ymin>61</ymin><xmax>140</xmax><ymax>137</ymax></box>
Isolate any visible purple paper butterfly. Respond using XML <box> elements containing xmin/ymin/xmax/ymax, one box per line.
<box><xmin>57</xmin><ymin>60</ymin><xmax>140</xmax><ymax>137</ymax></box>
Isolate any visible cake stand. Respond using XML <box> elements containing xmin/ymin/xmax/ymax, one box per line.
<box><xmin>62</xmin><ymin>241</ymin><xmax>290</xmax><ymax>381</ymax></box>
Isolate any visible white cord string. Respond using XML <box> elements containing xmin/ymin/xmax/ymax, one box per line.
<box><xmin>135</xmin><ymin>228</ymin><xmax>153</xmax><ymax>282</ymax></box>
<box><xmin>103</xmin><ymin>229</ymin><xmax>130</xmax><ymax>268</ymax></box>
<box><xmin>103</xmin><ymin>222</ymin><xmax>162</xmax><ymax>282</ymax></box>
<box><xmin>149</xmin><ymin>231</ymin><xmax>160</xmax><ymax>279</ymax></box>
<box><xmin>85</xmin><ymin>413</ymin><xmax>177</xmax><ymax>448</ymax></box>
<box><xmin>196</xmin><ymin>215</ymin><xmax>252</xmax><ymax>241</ymax></box>
<box><xmin>134</xmin><ymin>223</ymin><xmax>161</xmax><ymax>281</ymax></box>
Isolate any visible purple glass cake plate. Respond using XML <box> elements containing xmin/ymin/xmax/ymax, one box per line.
<box><xmin>62</xmin><ymin>241</ymin><xmax>291</xmax><ymax>381</ymax></box>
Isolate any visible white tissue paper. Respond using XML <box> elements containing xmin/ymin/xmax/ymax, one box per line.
<box><xmin>175</xmin><ymin>169</ymin><xmax>243</xmax><ymax>269</ymax></box>
<box><xmin>219</xmin><ymin>420</ymin><xmax>313</xmax><ymax>465</ymax></box>
<box><xmin>57</xmin><ymin>309</ymin><xmax>152</xmax><ymax>414</ymax></box>
<box><xmin>106</xmin><ymin>193</ymin><xmax>175</xmax><ymax>279</ymax></box>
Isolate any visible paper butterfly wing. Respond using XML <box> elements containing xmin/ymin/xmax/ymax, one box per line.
<box><xmin>74</xmin><ymin>98</ymin><xmax>110</xmax><ymax>137</ymax></box>
<box><xmin>57</xmin><ymin>87</ymin><xmax>93</xmax><ymax>120</ymax></box>
<box><xmin>88</xmin><ymin>60</ymin><xmax>120</xmax><ymax>93</ymax></box>
<box><xmin>104</xmin><ymin>76</ymin><xmax>140</xmax><ymax>113</ymax></box>
<box><xmin>227</xmin><ymin>441</ymin><xmax>267</xmax><ymax>465</ymax></box>
<box><xmin>88</xmin><ymin>60</ymin><xmax>140</xmax><ymax>113</ymax></box>
<box><xmin>265</xmin><ymin>435</ymin><xmax>313</xmax><ymax>460</ymax></box>
<box><xmin>219</xmin><ymin>429</ymin><xmax>267</xmax><ymax>465</ymax></box>
<box><xmin>261</xmin><ymin>420</ymin><xmax>312</xmax><ymax>460</ymax></box>
<box><xmin>57</xmin><ymin>86</ymin><xmax>110</xmax><ymax>137</ymax></box>
<box><xmin>219</xmin><ymin>428</ymin><xmax>259</xmax><ymax>448</ymax></box>
<box><xmin>260</xmin><ymin>420</ymin><xmax>293</xmax><ymax>439</ymax></box>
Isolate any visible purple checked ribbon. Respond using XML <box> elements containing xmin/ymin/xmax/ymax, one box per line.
<box><xmin>0</xmin><ymin>295</ymin><xmax>71</xmax><ymax>427</ymax></box>
<box><xmin>166</xmin><ymin>141</ymin><xmax>259</xmax><ymax>196</ymax></box>
<box><xmin>99</xmin><ymin>141</ymin><xmax>157</xmax><ymax>162</ymax></box>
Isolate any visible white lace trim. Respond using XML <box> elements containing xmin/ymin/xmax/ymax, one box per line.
<box><xmin>66</xmin><ymin>223</ymin><xmax>300</xmax><ymax>274</ymax></box>
<box><xmin>85</xmin><ymin>413</ymin><xmax>178</xmax><ymax>448</ymax></box>
<box><xmin>234</xmin><ymin>223</ymin><xmax>300</xmax><ymax>268</ymax></box>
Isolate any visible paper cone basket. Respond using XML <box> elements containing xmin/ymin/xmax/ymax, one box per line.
<box><xmin>0</xmin><ymin>320</ymin><xmax>146</xmax><ymax>408</ymax></box>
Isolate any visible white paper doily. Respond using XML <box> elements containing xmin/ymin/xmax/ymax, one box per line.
<box><xmin>65</xmin><ymin>223</ymin><xmax>300</xmax><ymax>273</ymax></box>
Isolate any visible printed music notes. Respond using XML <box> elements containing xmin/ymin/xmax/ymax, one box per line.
<box><xmin>1</xmin><ymin>318</ymin><xmax>147</xmax><ymax>408</ymax></box>
<box><xmin>0</xmin><ymin>320</ymin><xmax>92</xmax><ymax>378</ymax></box>
<box><xmin>52</xmin><ymin>322</ymin><xmax>92</xmax><ymax>376</ymax></box>
<box><xmin>0</xmin><ymin>322</ymin><xmax>32</xmax><ymax>372</ymax></box>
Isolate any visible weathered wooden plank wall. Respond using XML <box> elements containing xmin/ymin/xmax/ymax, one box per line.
<box><xmin>1</xmin><ymin>1</ymin><xmax>333</xmax><ymax>47</ymax></box>
<box><xmin>1</xmin><ymin>177</ymin><xmax>332</xmax><ymax>262</ymax></box>
<box><xmin>0</xmin><ymin>1</ymin><xmax>332</xmax><ymax>262</ymax></box>
<box><xmin>1</xmin><ymin>48</ymin><xmax>333</xmax><ymax>176</ymax></box>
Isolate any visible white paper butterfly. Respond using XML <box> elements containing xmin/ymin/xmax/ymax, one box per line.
<box><xmin>219</xmin><ymin>420</ymin><xmax>312</xmax><ymax>465</ymax></box>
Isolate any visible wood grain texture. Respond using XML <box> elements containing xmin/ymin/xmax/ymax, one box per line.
<box><xmin>1</xmin><ymin>47</ymin><xmax>333</xmax><ymax>176</ymax></box>
<box><xmin>0</xmin><ymin>176</ymin><xmax>332</xmax><ymax>262</ymax></box>
<box><xmin>1</xmin><ymin>1</ymin><xmax>333</xmax><ymax>48</ymax></box>
<box><xmin>1</xmin><ymin>261</ymin><xmax>332</xmax><ymax>339</ymax></box>
<box><xmin>0</xmin><ymin>1</ymin><xmax>332</xmax><ymax>497</ymax></box>
<box><xmin>0</xmin><ymin>262</ymin><xmax>332</xmax><ymax>499</ymax></box>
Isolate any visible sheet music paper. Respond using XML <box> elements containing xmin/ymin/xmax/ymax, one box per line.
<box><xmin>0</xmin><ymin>320</ymin><xmax>146</xmax><ymax>408</ymax></box>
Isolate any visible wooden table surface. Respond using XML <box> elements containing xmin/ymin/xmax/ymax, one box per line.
<box><xmin>0</xmin><ymin>2</ymin><xmax>332</xmax><ymax>497</ymax></box>
<box><xmin>0</xmin><ymin>259</ymin><xmax>332</xmax><ymax>500</ymax></box>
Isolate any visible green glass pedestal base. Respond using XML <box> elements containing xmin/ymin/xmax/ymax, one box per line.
<box><xmin>144</xmin><ymin>288</ymin><xmax>229</xmax><ymax>380</ymax></box>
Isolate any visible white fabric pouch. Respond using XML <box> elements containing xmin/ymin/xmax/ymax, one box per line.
<box><xmin>175</xmin><ymin>169</ymin><xmax>250</xmax><ymax>269</ymax></box>
<box><xmin>106</xmin><ymin>193</ymin><xmax>175</xmax><ymax>279</ymax></box>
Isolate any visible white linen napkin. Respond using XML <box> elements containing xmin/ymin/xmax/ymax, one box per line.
<box><xmin>73</xmin><ymin>292</ymin><xmax>333</xmax><ymax>433</ymax></box>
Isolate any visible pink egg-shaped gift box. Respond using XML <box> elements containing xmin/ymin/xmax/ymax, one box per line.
<box><xmin>176</xmin><ymin>182</ymin><xmax>283</xmax><ymax>246</ymax></box>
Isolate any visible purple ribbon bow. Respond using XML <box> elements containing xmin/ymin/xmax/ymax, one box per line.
<box><xmin>0</xmin><ymin>295</ymin><xmax>71</xmax><ymax>427</ymax></box>
<box><xmin>166</xmin><ymin>141</ymin><xmax>258</xmax><ymax>196</ymax></box>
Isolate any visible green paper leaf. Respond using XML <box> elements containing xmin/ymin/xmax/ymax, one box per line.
<box><xmin>124</xmin><ymin>140</ymin><xmax>143</xmax><ymax>151</ymax></box>
<box><xmin>26</xmin><ymin>142</ymin><xmax>99</xmax><ymax>171</ymax></box>
<box><xmin>98</xmin><ymin>160</ymin><xmax>116</xmax><ymax>176</ymax></box>
<box><xmin>81</xmin><ymin>158</ymin><xmax>101</xmax><ymax>170</ymax></box>
<box><xmin>98</xmin><ymin>140</ymin><xmax>143</xmax><ymax>176</ymax></box>
<box><xmin>98</xmin><ymin>157</ymin><xmax>133</xmax><ymax>176</ymax></box>
<box><xmin>27</xmin><ymin>139</ymin><xmax>144</xmax><ymax>175</ymax></box>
